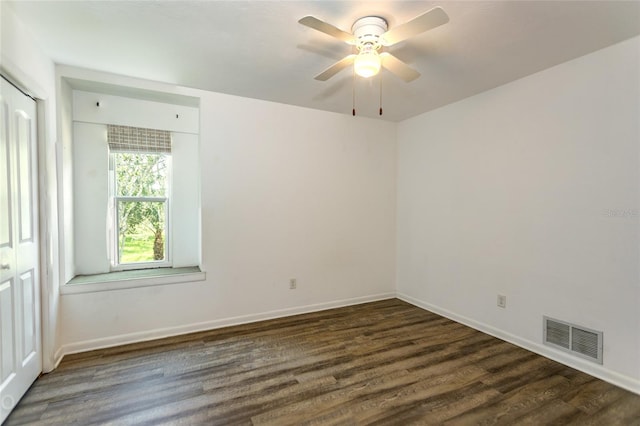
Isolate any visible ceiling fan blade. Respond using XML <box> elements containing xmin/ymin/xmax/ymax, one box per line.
<box><xmin>299</xmin><ymin>16</ymin><xmax>356</xmax><ymax>45</ymax></box>
<box><xmin>380</xmin><ymin>53</ymin><xmax>420</xmax><ymax>82</ymax></box>
<box><xmin>314</xmin><ymin>54</ymin><xmax>356</xmax><ymax>81</ymax></box>
<box><xmin>380</xmin><ymin>7</ymin><xmax>449</xmax><ymax>46</ymax></box>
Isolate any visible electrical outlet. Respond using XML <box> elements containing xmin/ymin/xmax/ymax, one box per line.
<box><xmin>497</xmin><ymin>294</ymin><xmax>506</xmax><ymax>308</ymax></box>
<box><xmin>289</xmin><ymin>278</ymin><xmax>297</xmax><ymax>289</ymax></box>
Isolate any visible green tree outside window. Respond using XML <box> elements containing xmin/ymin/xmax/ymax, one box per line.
<box><xmin>114</xmin><ymin>153</ymin><xmax>168</xmax><ymax>264</ymax></box>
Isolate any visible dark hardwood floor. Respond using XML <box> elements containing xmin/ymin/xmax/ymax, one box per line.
<box><xmin>6</xmin><ymin>299</ymin><xmax>640</xmax><ymax>425</ymax></box>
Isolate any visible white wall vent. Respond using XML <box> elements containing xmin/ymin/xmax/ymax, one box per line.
<box><xmin>543</xmin><ymin>317</ymin><xmax>603</xmax><ymax>364</ymax></box>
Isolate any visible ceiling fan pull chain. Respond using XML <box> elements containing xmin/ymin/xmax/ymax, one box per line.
<box><xmin>379</xmin><ymin>72</ymin><xmax>383</xmax><ymax>116</ymax></box>
<box><xmin>352</xmin><ymin>67</ymin><xmax>356</xmax><ymax>116</ymax></box>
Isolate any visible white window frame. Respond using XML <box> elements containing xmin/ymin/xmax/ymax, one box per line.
<box><xmin>109</xmin><ymin>151</ymin><xmax>172</xmax><ymax>271</ymax></box>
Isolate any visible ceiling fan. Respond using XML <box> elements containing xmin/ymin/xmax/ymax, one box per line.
<box><xmin>299</xmin><ymin>7</ymin><xmax>449</xmax><ymax>82</ymax></box>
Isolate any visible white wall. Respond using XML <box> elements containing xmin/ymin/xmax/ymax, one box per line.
<box><xmin>72</xmin><ymin>90</ymin><xmax>199</xmax><ymax>133</ymax></box>
<box><xmin>171</xmin><ymin>132</ymin><xmax>200</xmax><ymax>267</ymax></box>
<box><xmin>58</xmin><ymin>77</ymin><xmax>75</xmax><ymax>284</ymax></box>
<box><xmin>59</xmin><ymin>75</ymin><xmax>397</xmax><ymax>351</ymax></box>
<box><xmin>0</xmin><ymin>3</ymin><xmax>59</xmax><ymax>372</ymax></box>
<box><xmin>72</xmin><ymin>122</ymin><xmax>109</xmax><ymax>274</ymax></box>
<box><xmin>397</xmin><ymin>37</ymin><xmax>640</xmax><ymax>392</ymax></box>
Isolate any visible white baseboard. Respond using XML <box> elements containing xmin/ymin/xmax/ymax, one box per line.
<box><xmin>396</xmin><ymin>292</ymin><xmax>640</xmax><ymax>396</ymax></box>
<box><xmin>57</xmin><ymin>292</ymin><xmax>396</xmax><ymax>358</ymax></box>
<box><xmin>53</xmin><ymin>347</ymin><xmax>65</xmax><ymax>370</ymax></box>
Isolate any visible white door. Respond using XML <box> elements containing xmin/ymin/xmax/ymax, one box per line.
<box><xmin>0</xmin><ymin>76</ymin><xmax>41</xmax><ymax>423</ymax></box>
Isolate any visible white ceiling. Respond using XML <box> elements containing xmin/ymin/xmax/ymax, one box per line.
<box><xmin>7</xmin><ymin>1</ymin><xmax>640</xmax><ymax>121</ymax></box>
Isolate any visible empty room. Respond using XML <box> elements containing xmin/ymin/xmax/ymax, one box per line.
<box><xmin>1</xmin><ymin>0</ymin><xmax>639</xmax><ymax>424</ymax></box>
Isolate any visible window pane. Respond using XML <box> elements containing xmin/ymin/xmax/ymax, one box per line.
<box><xmin>117</xmin><ymin>200</ymin><xmax>166</xmax><ymax>264</ymax></box>
<box><xmin>115</xmin><ymin>153</ymin><xmax>167</xmax><ymax>197</ymax></box>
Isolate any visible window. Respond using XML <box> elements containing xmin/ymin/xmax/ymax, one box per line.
<box><xmin>107</xmin><ymin>125</ymin><xmax>172</xmax><ymax>270</ymax></box>
<box><xmin>69</xmin><ymin>91</ymin><xmax>201</xmax><ymax>282</ymax></box>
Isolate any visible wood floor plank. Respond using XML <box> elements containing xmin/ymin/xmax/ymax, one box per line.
<box><xmin>5</xmin><ymin>298</ymin><xmax>639</xmax><ymax>425</ymax></box>
<box><xmin>512</xmin><ymin>399</ymin><xmax>583</xmax><ymax>425</ymax></box>
<box><xmin>575</xmin><ymin>392</ymin><xmax>640</xmax><ymax>425</ymax></box>
<box><xmin>563</xmin><ymin>377</ymin><xmax>632</xmax><ymax>414</ymax></box>
<box><xmin>443</xmin><ymin>375</ymin><xmax>574</xmax><ymax>425</ymax></box>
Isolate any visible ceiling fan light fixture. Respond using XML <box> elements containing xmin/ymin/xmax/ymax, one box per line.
<box><xmin>300</xmin><ymin>8</ymin><xmax>449</xmax><ymax>84</ymax></box>
<box><xmin>354</xmin><ymin>48</ymin><xmax>381</xmax><ymax>78</ymax></box>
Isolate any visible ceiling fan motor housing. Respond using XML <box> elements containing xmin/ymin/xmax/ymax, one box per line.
<box><xmin>351</xmin><ymin>16</ymin><xmax>388</xmax><ymax>51</ymax></box>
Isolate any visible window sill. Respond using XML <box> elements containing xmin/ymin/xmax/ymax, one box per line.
<box><xmin>61</xmin><ymin>266</ymin><xmax>205</xmax><ymax>295</ymax></box>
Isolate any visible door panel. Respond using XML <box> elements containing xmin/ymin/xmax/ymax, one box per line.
<box><xmin>0</xmin><ymin>279</ymin><xmax>15</xmax><ymax>383</ymax></box>
<box><xmin>0</xmin><ymin>76</ymin><xmax>41</xmax><ymax>424</ymax></box>
<box><xmin>20</xmin><ymin>270</ymin><xmax>35</xmax><ymax>361</ymax></box>
<box><xmin>16</xmin><ymin>111</ymin><xmax>33</xmax><ymax>243</ymax></box>
<box><xmin>0</xmin><ymin>99</ymin><xmax>11</xmax><ymax>248</ymax></box>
